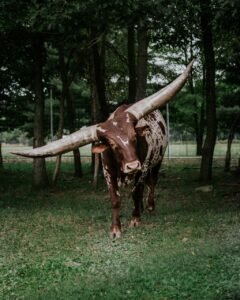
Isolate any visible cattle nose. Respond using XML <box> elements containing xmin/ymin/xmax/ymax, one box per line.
<box><xmin>124</xmin><ymin>161</ymin><xmax>141</xmax><ymax>174</ymax></box>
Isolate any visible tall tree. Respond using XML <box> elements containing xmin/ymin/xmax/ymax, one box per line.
<box><xmin>0</xmin><ymin>143</ymin><xmax>3</xmax><ymax>168</ymax></box>
<box><xmin>52</xmin><ymin>47</ymin><xmax>66</xmax><ymax>185</ymax></box>
<box><xmin>32</xmin><ymin>35</ymin><xmax>48</xmax><ymax>188</ymax></box>
<box><xmin>127</xmin><ymin>25</ymin><xmax>136</xmax><ymax>103</ymax></box>
<box><xmin>199</xmin><ymin>0</ymin><xmax>217</xmax><ymax>182</ymax></box>
<box><xmin>89</xmin><ymin>28</ymin><xmax>109</xmax><ymax>186</ymax></box>
<box><xmin>89</xmin><ymin>28</ymin><xmax>109</xmax><ymax>121</ymax></box>
<box><xmin>136</xmin><ymin>22</ymin><xmax>148</xmax><ymax>101</ymax></box>
<box><xmin>66</xmin><ymin>90</ymin><xmax>82</xmax><ymax>178</ymax></box>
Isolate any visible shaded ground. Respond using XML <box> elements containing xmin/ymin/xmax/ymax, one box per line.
<box><xmin>0</xmin><ymin>162</ymin><xmax>240</xmax><ymax>299</ymax></box>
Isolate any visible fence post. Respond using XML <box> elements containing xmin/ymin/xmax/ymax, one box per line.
<box><xmin>166</xmin><ymin>103</ymin><xmax>170</xmax><ymax>160</ymax></box>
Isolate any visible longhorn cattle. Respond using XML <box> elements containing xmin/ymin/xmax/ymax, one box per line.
<box><xmin>13</xmin><ymin>61</ymin><xmax>194</xmax><ymax>238</ymax></box>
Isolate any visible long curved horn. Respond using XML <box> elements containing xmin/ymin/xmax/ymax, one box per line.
<box><xmin>126</xmin><ymin>60</ymin><xmax>194</xmax><ymax>120</ymax></box>
<box><xmin>12</xmin><ymin>125</ymin><xmax>98</xmax><ymax>158</ymax></box>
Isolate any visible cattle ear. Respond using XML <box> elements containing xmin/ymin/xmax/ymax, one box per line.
<box><xmin>92</xmin><ymin>143</ymin><xmax>109</xmax><ymax>154</ymax></box>
<box><xmin>135</xmin><ymin>125</ymin><xmax>150</xmax><ymax>136</ymax></box>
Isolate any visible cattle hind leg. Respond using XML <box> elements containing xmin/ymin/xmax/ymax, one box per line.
<box><xmin>145</xmin><ymin>162</ymin><xmax>161</xmax><ymax>213</ymax></box>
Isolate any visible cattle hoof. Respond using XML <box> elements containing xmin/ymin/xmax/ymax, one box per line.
<box><xmin>147</xmin><ymin>206</ymin><xmax>155</xmax><ymax>214</ymax></box>
<box><xmin>129</xmin><ymin>218</ymin><xmax>141</xmax><ymax>228</ymax></box>
<box><xmin>110</xmin><ymin>226</ymin><xmax>121</xmax><ymax>239</ymax></box>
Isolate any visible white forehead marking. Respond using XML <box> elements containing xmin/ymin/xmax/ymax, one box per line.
<box><xmin>113</xmin><ymin>121</ymin><xmax>118</xmax><ymax>126</ymax></box>
<box><xmin>116</xmin><ymin>135</ymin><xmax>129</xmax><ymax>146</ymax></box>
<box><xmin>97</xmin><ymin>127</ymin><xmax>107</xmax><ymax>133</ymax></box>
<box><xmin>126</xmin><ymin>113</ymin><xmax>130</xmax><ymax>123</ymax></box>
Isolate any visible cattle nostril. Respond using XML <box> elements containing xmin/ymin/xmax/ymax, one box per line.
<box><xmin>125</xmin><ymin>161</ymin><xmax>141</xmax><ymax>173</ymax></box>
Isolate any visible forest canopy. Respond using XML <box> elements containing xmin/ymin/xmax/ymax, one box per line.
<box><xmin>0</xmin><ymin>0</ymin><xmax>239</xmax><ymax>183</ymax></box>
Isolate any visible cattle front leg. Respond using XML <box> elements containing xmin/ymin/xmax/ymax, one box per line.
<box><xmin>109</xmin><ymin>185</ymin><xmax>122</xmax><ymax>238</ymax></box>
<box><xmin>130</xmin><ymin>183</ymin><xmax>144</xmax><ymax>227</ymax></box>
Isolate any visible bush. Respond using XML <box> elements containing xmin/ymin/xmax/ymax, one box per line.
<box><xmin>0</xmin><ymin>129</ymin><xmax>30</xmax><ymax>145</ymax></box>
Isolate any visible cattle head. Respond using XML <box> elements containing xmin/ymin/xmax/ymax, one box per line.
<box><xmin>12</xmin><ymin>61</ymin><xmax>194</xmax><ymax>163</ymax></box>
<box><xmin>93</xmin><ymin>105</ymin><xmax>141</xmax><ymax>174</ymax></box>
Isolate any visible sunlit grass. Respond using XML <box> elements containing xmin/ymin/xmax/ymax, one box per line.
<box><xmin>0</xmin><ymin>162</ymin><xmax>240</xmax><ymax>299</ymax></box>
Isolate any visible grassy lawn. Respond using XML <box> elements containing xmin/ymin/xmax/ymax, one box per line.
<box><xmin>0</xmin><ymin>161</ymin><xmax>240</xmax><ymax>299</ymax></box>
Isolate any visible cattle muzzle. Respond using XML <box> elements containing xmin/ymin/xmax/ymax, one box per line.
<box><xmin>123</xmin><ymin>160</ymin><xmax>141</xmax><ymax>174</ymax></box>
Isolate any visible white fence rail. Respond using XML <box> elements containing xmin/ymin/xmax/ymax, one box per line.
<box><xmin>1</xmin><ymin>141</ymin><xmax>240</xmax><ymax>160</ymax></box>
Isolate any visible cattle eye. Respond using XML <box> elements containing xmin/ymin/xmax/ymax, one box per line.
<box><xmin>109</xmin><ymin>140</ymin><xmax>117</xmax><ymax>149</ymax></box>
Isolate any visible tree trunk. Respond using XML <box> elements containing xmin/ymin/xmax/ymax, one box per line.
<box><xmin>196</xmin><ymin>101</ymin><xmax>205</xmax><ymax>156</ymax></box>
<box><xmin>52</xmin><ymin>85</ymin><xmax>65</xmax><ymax>184</ymax></box>
<box><xmin>0</xmin><ymin>142</ymin><xmax>3</xmax><ymax>168</ymax></box>
<box><xmin>90</xmin><ymin>29</ymin><xmax>109</xmax><ymax>121</ymax></box>
<box><xmin>72</xmin><ymin>148</ymin><xmax>82</xmax><ymax>177</ymax></box>
<box><xmin>189</xmin><ymin>73</ymin><xmax>204</xmax><ymax>156</ymax></box>
<box><xmin>127</xmin><ymin>25</ymin><xmax>136</xmax><ymax>103</ymax></box>
<box><xmin>32</xmin><ymin>36</ymin><xmax>48</xmax><ymax>189</ymax></box>
<box><xmin>53</xmin><ymin>47</ymin><xmax>82</xmax><ymax>182</ymax></box>
<box><xmin>93</xmin><ymin>148</ymin><xmax>100</xmax><ymax>188</ymax></box>
<box><xmin>136</xmin><ymin>23</ymin><xmax>148</xmax><ymax>101</ymax></box>
<box><xmin>53</xmin><ymin>48</ymin><xmax>67</xmax><ymax>185</ymax></box>
<box><xmin>89</xmin><ymin>62</ymin><xmax>101</xmax><ymax>184</ymax></box>
<box><xmin>187</xmin><ymin>62</ymin><xmax>203</xmax><ymax>156</ymax></box>
<box><xmin>197</xmin><ymin>62</ymin><xmax>206</xmax><ymax>156</ymax></box>
<box><xmin>199</xmin><ymin>0</ymin><xmax>217</xmax><ymax>182</ymax></box>
<box><xmin>89</xmin><ymin>61</ymin><xmax>101</xmax><ymax>181</ymax></box>
<box><xmin>224</xmin><ymin>114</ymin><xmax>240</xmax><ymax>171</ymax></box>
<box><xmin>184</xmin><ymin>18</ymin><xmax>204</xmax><ymax>157</ymax></box>
<box><xmin>66</xmin><ymin>89</ymin><xmax>82</xmax><ymax>177</ymax></box>
<box><xmin>89</xmin><ymin>28</ymin><xmax>108</xmax><ymax>185</ymax></box>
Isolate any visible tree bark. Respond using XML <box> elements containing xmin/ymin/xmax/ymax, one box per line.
<box><xmin>188</xmin><ymin>71</ymin><xmax>204</xmax><ymax>156</ymax></box>
<box><xmin>136</xmin><ymin>23</ymin><xmax>148</xmax><ymax>101</ymax></box>
<box><xmin>0</xmin><ymin>142</ymin><xmax>3</xmax><ymax>168</ymax></box>
<box><xmin>52</xmin><ymin>48</ymin><xmax>65</xmax><ymax>185</ymax></box>
<box><xmin>197</xmin><ymin>62</ymin><xmax>207</xmax><ymax>156</ymax></box>
<box><xmin>53</xmin><ymin>47</ymin><xmax>82</xmax><ymax>183</ymax></box>
<box><xmin>196</xmin><ymin>101</ymin><xmax>205</xmax><ymax>156</ymax></box>
<box><xmin>127</xmin><ymin>25</ymin><xmax>136</xmax><ymax>103</ymax></box>
<box><xmin>184</xmin><ymin>40</ymin><xmax>204</xmax><ymax>156</ymax></box>
<box><xmin>93</xmin><ymin>148</ymin><xmax>100</xmax><ymax>188</ymax></box>
<box><xmin>32</xmin><ymin>36</ymin><xmax>48</xmax><ymax>189</ymax></box>
<box><xmin>90</xmin><ymin>29</ymin><xmax>109</xmax><ymax>121</ymax></box>
<box><xmin>89</xmin><ymin>60</ymin><xmax>101</xmax><ymax>182</ymax></box>
<box><xmin>66</xmin><ymin>87</ymin><xmax>82</xmax><ymax>177</ymax></box>
<box><xmin>199</xmin><ymin>0</ymin><xmax>217</xmax><ymax>182</ymax></box>
<box><xmin>224</xmin><ymin>114</ymin><xmax>240</xmax><ymax>171</ymax></box>
<box><xmin>89</xmin><ymin>28</ymin><xmax>108</xmax><ymax>185</ymax></box>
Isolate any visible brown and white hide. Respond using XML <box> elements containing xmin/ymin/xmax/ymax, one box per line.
<box><xmin>94</xmin><ymin>105</ymin><xmax>167</xmax><ymax>238</ymax></box>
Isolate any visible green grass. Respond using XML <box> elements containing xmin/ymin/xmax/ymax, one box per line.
<box><xmin>0</xmin><ymin>162</ymin><xmax>240</xmax><ymax>299</ymax></box>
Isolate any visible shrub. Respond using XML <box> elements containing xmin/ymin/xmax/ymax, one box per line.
<box><xmin>0</xmin><ymin>129</ymin><xmax>30</xmax><ymax>145</ymax></box>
